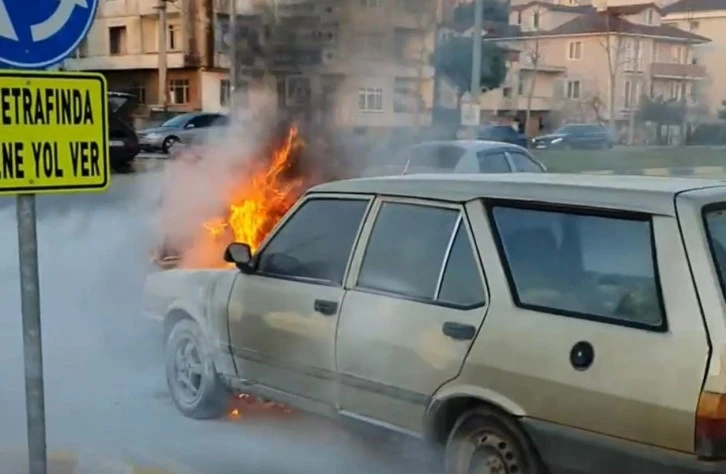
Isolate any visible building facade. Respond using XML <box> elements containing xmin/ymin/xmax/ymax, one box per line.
<box><xmin>64</xmin><ymin>0</ymin><xmax>447</xmax><ymax>131</ymax></box>
<box><xmin>476</xmin><ymin>0</ymin><xmax>709</xmax><ymax>135</ymax></box>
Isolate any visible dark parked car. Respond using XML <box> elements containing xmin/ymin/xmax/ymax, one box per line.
<box><xmin>477</xmin><ymin>125</ymin><xmax>529</xmax><ymax>148</ymax></box>
<box><xmin>108</xmin><ymin>92</ymin><xmax>140</xmax><ymax>172</ymax></box>
<box><xmin>532</xmin><ymin>123</ymin><xmax>615</xmax><ymax>150</ymax></box>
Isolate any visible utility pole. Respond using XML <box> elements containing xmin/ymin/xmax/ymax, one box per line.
<box><xmin>469</xmin><ymin>0</ymin><xmax>484</xmax><ymax>136</ymax></box>
<box><xmin>229</xmin><ymin>0</ymin><xmax>237</xmax><ymax>115</ymax></box>
<box><xmin>157</xmin><ymin>0</ymin><xmax>169</xmax><ymax>114</ymax></box>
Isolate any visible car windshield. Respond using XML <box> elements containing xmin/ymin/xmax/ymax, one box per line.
<box><xmin>161</xmin><ymin>114</ymin><xmax>192</xmax><ymax>128</ymax></box>
<box><xmin>704</xmin><ymin>207</ymin><xmax>726</xmax><ymax>292</ymax></box>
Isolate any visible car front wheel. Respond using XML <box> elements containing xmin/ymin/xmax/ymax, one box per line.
<box><xmin>162</xmin><ymin>136</ymin><xmax>178</xmax><ymax>154</ymax></box>
<box><xmin>445</xmin><ymin>407</ymin><xmax>544</xmax><ymax>474</ymax></box>
<box><xmin>165</xmin><ymin>318</ymin><xmax>229</xmax><ymax>419</ymax></box>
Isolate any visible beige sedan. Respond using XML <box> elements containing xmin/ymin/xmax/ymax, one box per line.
<box><xmin>145</xmin><ymin>173</ymin><xmax>726</xmax><ymax>474</ymax></box>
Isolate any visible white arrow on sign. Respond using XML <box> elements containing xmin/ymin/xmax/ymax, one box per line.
<box><xmin>30</xmin><ymin>0</ymin><xmax>88</xmax><ymax>42</ymax></box>
<box><xmin>0</xmin><ymin>0</ymin><xmax>18</xmax><ymax>41</ymax></box>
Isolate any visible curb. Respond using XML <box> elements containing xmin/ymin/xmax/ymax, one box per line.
<box><xmin>0</xmin><ymin>450</ymin><xmax>173</xmax><ymax>474</ymax></box>
<box><xmin>578</xmin><ymin>166</ymin><xmax>726</xmax><ymax>177</ymax></box>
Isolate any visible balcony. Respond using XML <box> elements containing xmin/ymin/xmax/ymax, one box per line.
<box><xmin>649</xmin><ymin>62</ymin><xmax>706</xmax><ymax>79</ymax></box>
<box><xmin>64</xmin><ymin>52</ymin><xmax>187</xmax><ymax>71</ymax></box>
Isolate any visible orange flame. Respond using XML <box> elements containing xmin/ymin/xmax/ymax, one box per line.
<box><xmin>178</xmin><ymin>125</ymin><xmax>305</xmax><ymax>269</ymax></box>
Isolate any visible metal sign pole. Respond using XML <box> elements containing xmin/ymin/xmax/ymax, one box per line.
<box><xmin>17</xmin><ymin>192</ymin><xmax>46</xmax><ymax>474</ymax></box>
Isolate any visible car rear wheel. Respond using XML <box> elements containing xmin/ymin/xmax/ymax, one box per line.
<box><xmin>165</xmin><ymin>319</ymin><xmax>229</xmax><ymax>419</ymax></box>
<box><xmin>445</xmin><ymin>407</ymin><xmax>544</xmax><ymax>474</ymax></box>
<box><xmin>162</xmin><ymin>136</ymin><xmax>178</xmax><ymax>154</ymax></box>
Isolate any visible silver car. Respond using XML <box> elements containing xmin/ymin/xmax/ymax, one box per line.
<box><xmin>138</xmin><ymin>112</ymin><xmax>229</xmax><ymax>153</ymax></box>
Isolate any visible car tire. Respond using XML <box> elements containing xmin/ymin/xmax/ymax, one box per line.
<box><xmin>444</xmin><ymin>407</ymin><xmax>545</xmax><ymax>474</ymax></box>
<box><xmin>162</xmin><ymin>136</ymin><xmax>179</xmax><ymax>154</ymax></box>
<box><xmin>165</xmin><ymin>319</ymin><xmax>229</xmax><ymax>420</ymax></box>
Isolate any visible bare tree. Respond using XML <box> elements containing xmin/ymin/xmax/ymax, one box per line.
<box><xmin>597</xmin><ymin>13</ymin><xmax>630</xmax><ymax>130</ymax></box>
<box><xmin>522</xmin><ymin>6</ymin><xmax>543</xmax><ymax>136</ymax></box>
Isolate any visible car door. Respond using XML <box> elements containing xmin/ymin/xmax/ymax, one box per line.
<box><xmin>476</xmin><ymin>202</ymin><xmax>708</xmax><ymax>457</ymax></box>
<box><xmin>227</xmin><ymin>194</ymin><xmax>372</xmax><ymax>409</ymax></box>
<box><xmin>178</xmin><ymin>114</ymin><xmax>217</xmax><ymax>143</ymax></box>
<box><xmin>336</xmin><ymin>197</ymin><xmax>489</xmax><ymax>434</ymax></box>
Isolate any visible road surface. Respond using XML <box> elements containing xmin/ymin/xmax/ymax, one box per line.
<box><xmin>0</xmin><ymin>168</ymin><xmax>433</xmax><ymax>474</ymax></box>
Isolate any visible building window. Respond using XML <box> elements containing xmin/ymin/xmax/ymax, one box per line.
<box><xmin>568</xmin><ymin>41</ymin><xmax>582</xmax><ymax>60</ymax></box>
<box><xmin>624</xmin><ymin>80</ymin><xmax>632</xmax><ymax>108</ymax></box>
<box><xmin>517</xmin><ymin>11</ymin><xmax>522</xmax><ymax>24</ymax></box>
<box><xmin>645</xmin><ymin>9</ymin><xmax>654</xmax><ymax>25</ymax></box>
<box><xmin>394</xmin><ymin>78</ymin><xmax>421</xmax><ymax>113</ymax></box>
<box><xmin>689</xmin><ymin>20</ymin><xmax>699</xmax><ymax>31</ymax></box>
<box><xmin>532</xmin><ymin>11</ymin><xmax>540</xmax><ymax>29</ymax></box>
<box><xmin>130</xmin><ymin>83</ymin><xmax>146</xmax><ymax>105</ymax></box>
<box><xmin>566</xmin><ymin>80</ymin><xmax>581</xmax><ymax>99</ymax></box>
<box><xmin>220</xmin><ymin>79</ymin><xmax>231</xmax><ymax>107</ymax></box>
<box><xmin>169</xmin><ymin>79</ymin><xmax>189</xmax><ymax>105</ymax></box>
<box><xmin>358</xmin><ymin>87</ymin><xmax>383</xmax><ymax>112</ymax></box>
<box><xmin>502</xmin><ymin>86</ymin><xmax>512</xmax><ymax>98</ymax></box>
<box><xmin>109</xmin><ymin>26</ymin><xmax>127</xmax><ymax>55</ymax></box>
<box><xmin>517</xmin><ymin>76</ymin><xmax>525</xmax><ymax>95</ymax></box>
<box><xmin>168</xmin><ymin>24</ymin><xmax>181</xmax><ymax>51</ymax></box>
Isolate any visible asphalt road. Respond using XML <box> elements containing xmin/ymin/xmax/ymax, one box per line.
<box><xmin>0</xmin><ymin>169</ymin><xmax>432</xmax><ymax>474</ymax></box>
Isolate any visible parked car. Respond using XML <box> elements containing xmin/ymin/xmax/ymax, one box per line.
<box><xmin>477</xmin><ymin>124</ymin><xmax>529</xmax><ymax>148</ymax></box>
<box><xmin>138</xmin><ymin>112</ymin><xmax>229</xmax><ymax>153</ymax></box>
<box><xmin>532</xmin><ymin>123</ymin><xmax>615</xmax><ymax>149</ymax></box>
<box><xmin>108</xmin><ymin>92</ymin><xmax>140</xmax><ymax>172</ymax></box>
<box><xmin>145</xmin><ymin>172</ymin><xmax>726</xmax><ymax>474</ymax></box>
<box><xmin>397</xmin><ymin>140</ymin><xmax>545</xmax><ymax>175</ymax></box>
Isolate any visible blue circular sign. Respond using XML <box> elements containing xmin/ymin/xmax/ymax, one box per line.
<box><xmin>0</xmin><ymin>0</ymin><xmax>99</xmax><ymax>68</ymax></box>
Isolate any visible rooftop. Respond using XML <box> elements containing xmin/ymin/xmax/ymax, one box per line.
<box><xmin>664</xmin><ymin>0</ymin><xmax>726</xmax><ymax>14</ymax></box>
<box><xmin>309</xmin><ymin>173</ymin><xmax>726</xmax><ymax>215</ymax></box>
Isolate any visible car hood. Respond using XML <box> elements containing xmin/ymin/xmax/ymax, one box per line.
<box><xmin>143</xmin><ymin>268</ymin><xmax>234</xmax><ymax>317</ymax></box>
<box><xmin>534</xmin><ymin>133</ymin><xmax>566</xmax><ymax>141</ymax></box>
<box><xmin>139</xmin><ymin>126</ymin><xmax>176</xmax><ymax>135</ymax></box>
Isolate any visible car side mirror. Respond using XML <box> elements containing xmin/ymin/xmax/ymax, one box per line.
<box><xmin>223</xmin><ymin>243</ymin><xmax>254</xmax><ymax>272</ymax></box>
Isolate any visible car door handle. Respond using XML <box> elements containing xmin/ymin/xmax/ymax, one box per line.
<box><xmin>314</xmin><ymin>299</ymin><xmax>338</xmax><ymax>316</ymax></box>
<box><xmin>442</xmin><ymin>322</ymin><xmax>476</xmax><ymax>340</ymax></box>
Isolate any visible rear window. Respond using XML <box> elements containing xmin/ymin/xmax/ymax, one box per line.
<box><xmin>405</xmin><ymin>145</ymin><xmax>466</xmax><ymax>172</ymax></box>
<box><xmin>704</xmin><ymin>207</ymin><xmax>726</xmax><ymax>294</ymax></box>
<box><xmin>492</xmin><ymin>205</ymin><xmax>664</xmax><ymax>330</ymax></box>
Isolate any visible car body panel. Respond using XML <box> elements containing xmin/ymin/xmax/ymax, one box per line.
<box><xmin>335</xmin><ymin>196</ymin><xmax>489</xmax><ymax>434</ymax></box>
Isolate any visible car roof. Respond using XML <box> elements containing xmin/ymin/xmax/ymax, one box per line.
<box><xmin>309</xmin><ymin>173</ymin><xmax>726</xmax><ymax>216</ymax></box>
<box><xmin>411</xmin><ymin>140</ymin><xmax>525</xmax><ymax>152</ymax></box>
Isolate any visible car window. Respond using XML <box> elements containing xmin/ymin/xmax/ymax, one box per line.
<box><xmin>437</xmin><ymin>223</ymin><xmax>486</xmax><ymax>307</ymax></box>
<box><xmin>257</xmin><ymin>198</ymin><xmax>369</xmax><ymax>285</ymax></box>
<box><xmin>477</xmin><ymin>151</ymin><xmax>512</xmax><ymax>173</ymax></box>
<box><xmin>406</xmin><ymin>145</ymin><xmax>466</xmax><ymax>172</ymax></box>
<box><xmin>161</xmin><ymin>114</ymin><xmax>192</xmax><ymax>128</ymax></box>
<box><xmin>357</xmin><ymin>203</ymin><xmax>459</xmax><ymax>299</ymax></box>
<box><xmin>508</xmin><ymin>151</ymin><xmax>542</xmax><ymax>172</ymax></box>
<box><xmin>704</xmin><ymin>207</ymin><xmax>726</xmax><ymax>298</ymax></box>
<box><xmin>210</xmin><ymin>116</ymin><xmax>229</xmax><ymax>126</ymax></box>
<box><xmin>492</xmin><ymin>205</ymin><xmax>664</xmax><ymax>329</ymax></box>
<box><xmin>189</xmin><ymin>115</ymin><xmax>218</xmax><ymax>128</ymax></box>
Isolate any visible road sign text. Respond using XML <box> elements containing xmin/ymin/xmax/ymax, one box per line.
<box><xmin>0</xmin><ymin>70</ymin><xmax>109</xmax><ymax>195</ymax></box>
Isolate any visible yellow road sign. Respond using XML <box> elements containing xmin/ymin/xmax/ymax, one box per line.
<box><xmin>0</xmin><ymin>70</ymin><xmax>109</xmax><ymax>195</ymax></box>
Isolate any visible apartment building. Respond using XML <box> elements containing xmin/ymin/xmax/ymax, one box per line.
<box><xmin>662</xmin><ymin>0</ymin><xmax>726</xmax><ymax>119</ymax></box>
<box><xmin>478</xmin><ymin>0</ymin><xmax>709</xmax><ymax>135</ymax></box>
<box><xmin>64</xmin><ymin>0</ymin><xmax>450</xmax><ymax>130</ymax></box>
